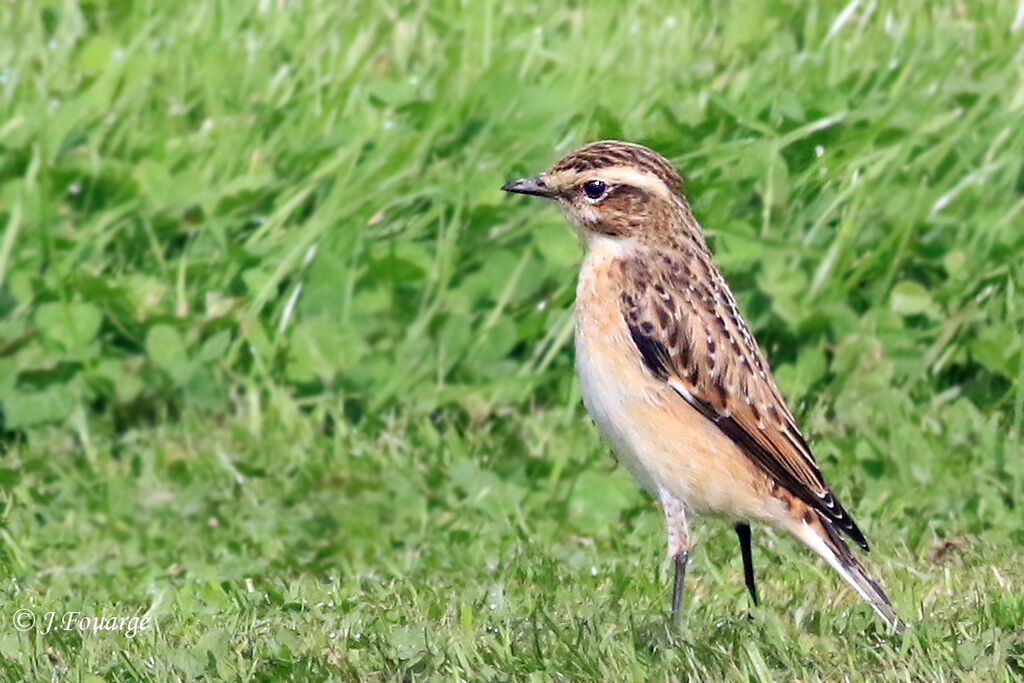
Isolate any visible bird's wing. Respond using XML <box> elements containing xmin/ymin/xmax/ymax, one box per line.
<box><xmin>618</xmin><ymin>248</ymin><xmax>868</xmax><ymax>549</ymax></box>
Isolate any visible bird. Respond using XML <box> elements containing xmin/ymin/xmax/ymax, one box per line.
<box><xmin>501</xmin><ymin>140</ymin><xmax>902</xmax><ymax>630</ymax></box>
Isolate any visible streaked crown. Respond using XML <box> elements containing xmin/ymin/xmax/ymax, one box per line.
<box><xmin>550</xmin><ymin>140</ymin><xmax>682</xmax><ymax>193</ymax></box>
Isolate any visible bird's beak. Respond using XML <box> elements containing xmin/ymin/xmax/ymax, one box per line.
<box><xmin>501</xmin><ymin>175</ymin><xmax>555</xmax><ymax>198</ymax></box>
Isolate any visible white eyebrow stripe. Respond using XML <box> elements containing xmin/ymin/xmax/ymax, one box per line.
<box><xmin>584</xmin><ymin>166</ymin><xmax>673</xmax><ymax>199</ymax></box>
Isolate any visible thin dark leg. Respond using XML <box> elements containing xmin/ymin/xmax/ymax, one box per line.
<box><xmin>670</xmin><ymin>551</ymin><xmax>689</xmax><ymax>616</ymax></box>
<box><xmin>735</xmin><ymin>522</ymin><xmax>758</xmax><ymax>606</ymax></box>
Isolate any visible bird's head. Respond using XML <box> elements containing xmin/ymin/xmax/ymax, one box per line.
<box><xmin>501</xmin><ymin>140</ymin><xmax>688</xmax><ymax>244</ymax></box>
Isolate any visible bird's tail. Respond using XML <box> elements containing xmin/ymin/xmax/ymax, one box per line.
<box><xmin>792</xmin><ymin>512</ymin><xmax>904</xmax><ymax>631</ymax></box>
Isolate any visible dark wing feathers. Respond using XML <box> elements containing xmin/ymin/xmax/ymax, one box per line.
<box><xmin>619</xmin><ymin>250</ymin><xmax>869</xmax><ymax>551</ymax></box>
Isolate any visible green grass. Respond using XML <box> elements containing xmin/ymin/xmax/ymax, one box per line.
<box><xmin>1</xmin><ymin>0</ymin><xmax>1023</xmax><ymax>679</ymax></box>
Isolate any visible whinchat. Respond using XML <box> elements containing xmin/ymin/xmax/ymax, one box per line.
<box><xmin>502</xmin><ymin>140</ymin><xmax>901</xmax><ymax>629</ymax></box>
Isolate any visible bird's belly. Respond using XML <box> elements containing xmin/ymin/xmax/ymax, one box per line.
<box><xmin>576</xmin><ymin>329</ymin><xmax>661</xmax><ymax>495</ymax></box>
<box><xmin>574</xmin><ymin>252</ymin><xmax>767</xmax><ymax>520</ymax></box>
<box><xmin>576</xmin><ymin>331</ymin><xmax>766</xmax><ymax>520</ymax></box>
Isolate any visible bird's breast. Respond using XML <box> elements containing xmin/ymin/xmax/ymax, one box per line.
<box><xmin>574</xmin><ymin>237</ymin><xmax>665</xmax><ymax>494</ymax></box>
<box><xmin>572</xmin><ymin>237</ymin><xmax>771</xmax><ymax>519</ymax></box>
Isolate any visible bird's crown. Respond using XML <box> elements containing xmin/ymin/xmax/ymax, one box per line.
<box><xmin>550</xmin><ymin>140</ymin><xmax>682</xmax><ymax>193</ymax></box>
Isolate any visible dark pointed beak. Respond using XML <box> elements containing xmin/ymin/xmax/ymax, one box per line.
<box><xmin>501</xmin><ymin>175</ymin><xmax>555</xmax><ymax>198</ymax></box>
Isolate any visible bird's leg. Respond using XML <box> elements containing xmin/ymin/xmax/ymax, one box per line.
<box><xmin>734</xmin><ymin>522</ymin><xmax>758</xmax><ymax>616</ymax></box>
<box><xmin>658</xmin><ymin>487</ymin><xmax>690</xmax><ymax>618</ymax></box>
<box><xmin>671</xmin><ymin>549</ymin><xmax>688</xmax><ymax>616</ymax></box>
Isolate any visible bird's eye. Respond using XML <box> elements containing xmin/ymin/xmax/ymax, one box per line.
<box><xmin>583</xmin><ymin>180</ymin><xmax>607</xmax><ymax>200</ymax></box>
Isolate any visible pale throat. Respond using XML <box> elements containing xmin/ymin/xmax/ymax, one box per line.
<box><xmin>578</xmin><ymin>231</ymin><xmax>640</xmax><ymax>261</ymax></box>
